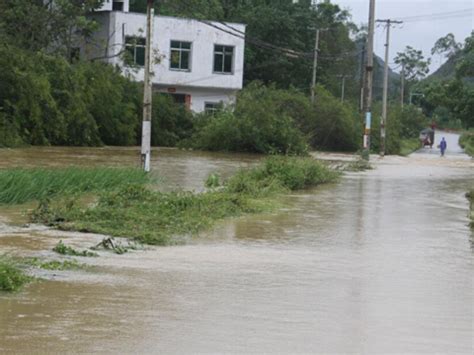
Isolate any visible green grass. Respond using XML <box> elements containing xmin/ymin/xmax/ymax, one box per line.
<box><xmin>400</xmin><ymin>138</ymin><xmax>421</xmax><ymax>156</ymax></box>
<box><xmin>459</xmin><ymin>131</ymin><xmax>474</xmax><ymax>157</ymax></box>
<box><xmin>22</xmin><ymin>257</ymin><xmax>85</xmax><ymax>271</ymax></box>
<box><xmin>30</xmin><ymin>157</ymin><xmax>339</xmax><ymax>245</ymax></box>
<box><xmin>0</xmin><ymin>167</ymin><xmax>149</xmax><ymax>205</ymax></box>
<box><xmin>53</xmin><ymin>240</ymin><xmax>98</xmax><ymax>257</ymax></box>
<box><xmin>0</xmin><ymin>256</ymin><xmax>32</xmax><ymax>292</ymax></box>
<box><xmin>467</xmin><ymin>191</ymin><xmax>474</xmax><ymax>230</ymax></box>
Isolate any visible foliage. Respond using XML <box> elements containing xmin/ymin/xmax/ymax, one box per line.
<box><xmin>29</xmin><ymin>157</ymin><xmax>338</xmax><ymax>245</ymax></box>
<box><xmin>151</xmin><ymin>93</ymin><xmax>194</xmax><ymax>146</ymax></box>
<box><xmin>459</xmin><ymin>131</ymin><xmax>474</xmax><ymax>157</ymax></box>
<box><xmin>0</xmin><ymin>167</ymin><xmax>149</xmax><ymax>205</ymax></box>
<box><xmin>395</xmin><ymin>46</ymin><xmax>431</xmax><ymax>81</ymax></box>
<box><xmin>225</xmin><ymin>156</ymin><xmax>339</xmax><ymax>195</ymax></box>
<box><xmin>23</xmin><ymin>258</ymin><xmax>85</xmax><ymax>271</ymax></box>
<box><xmin>53</xmin><ymin>240</ymin><xmax>98</xmax><ymax>257</ymax></box>
<box><xmin>0</xmin><ymin>0</ymin><xmax>105</xmax><ymax>58</ymax></box>
<box><xmin>370</xmin><ymin>104</ymin><xmax>427</xmax><ymax>155</ymax></box>
<box><xmin>431</xmin><ymin>33</ymin><xmax>461</xmax><ymax>58</ymax></box>
<box><xmin>303</xmin><ymin>86</ymin><xmax>361</xmax><ymax>151</ymax></box>
<box><xmin>456</xmin><ymin>31</ymin><xmax>474</xmax><ymax>78</ymax></box>
<box><xmin>399</xmin><ymin>138</ymin><xmax>421</xmax><ymax>157</ymax></box>
<box><xmin>182</xmin><ymin>83</ymin><xmax>309</xmax><ymax>155</ymax></box>
<box><xmin>0</xmin><ymin>256</ymin><xmax>31</xmax><ymax>292</ymax></box>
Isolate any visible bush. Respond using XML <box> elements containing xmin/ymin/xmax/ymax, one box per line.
<box><xmin>370</xmin><ymin>103</ymin><xmax>428</xmax><ymax>155</ymax></box>
<box><xmin>459</xmin><ymin>131</ymin><xmax>474</xmax><ymax>157</ymax></box>
<box><xmin>302</xmin><ymin>86</ymin><xmax>361</xmax><ymax>152</ymax></box>
<box><xmin>182</xmin><ymin>82</ymin><xmax>309</xmax><ymax>155</ymax></box>
<box><xmin>0</xmin><ymin>257</ymin><xmax>31</xmax><ymax>292</ymax></box>
<box><xmin>151</xmin><ymin>93</ymin><xmax>194</xmax><ymax>147</ymax></box>
<box><xmin>225</xmin><ymin>156</ymin><xmax>339</xmax><ymax>195</ymax></box>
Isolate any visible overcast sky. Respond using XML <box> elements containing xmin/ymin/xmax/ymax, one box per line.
<box><xmin>332</xmin><ymin>0</ymin><xmax>473</xmax><ymax>73</ymax></box>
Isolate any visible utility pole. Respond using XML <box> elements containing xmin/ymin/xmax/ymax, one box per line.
<box><xmin>141</xmin><ymin>0</ymin><xmax>154</xmax><ymax>172</ymax></box>
<box><xmin>337</xmin><ymin>75</ymin><xmax>348</xmax><ymax>103</ymax></box>
<box><xmin>400</xmin><ymin>61</ymin><xmax>405</xmax><ymax>108</ymax></box>
<box><xmin>362</xmin><ymin>0</ymin><xmax>376</xmax><ymax>158</ymax></box>
<box><xmin>311</xmin><ymin>28</ymin><xmax>321</xmax><ymax>104</ymax></box>
<box><xmin>376</xmin><ymin>19</ymin><xmax>402</xmax><ymax>157</ymax></box>
<box><xmin>359</xmin><ymin>44</ymin><xmax>366</xmax><ymax>112</ymax></box>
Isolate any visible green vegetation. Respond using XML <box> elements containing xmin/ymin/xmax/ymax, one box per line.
<box><xmin>459</xmin><ymin>131</ymin><xmax>474</xmax><ymax>157</ymax></box>
<box><xmin>0</xmin><ymin>167</ymin><xmax>149</xmax><ymax>205</ymax></box>
<box><xmin>0</xmin><ymin>256</ymin><xmax>32</xmax><ymax>292</ymax></box>
<box><xmin>53</xmin><ymin>241</ymin><xmax>98</xmax><ymax>257</ymax></box>
<box><xmin>22</xmin><ymin>258</ymin><xmax>85</xmax><ymax>271</ymax></box>
<box><xmin>370</xmin><ymin>105</ymin><xmax>426</xmax><ymax>155</ymax></box>
<box><xmin>182</xmin><ymin>84</ymin><xmax>361</xmax><ymax>154</ymax></box>
<box><xmin>400</xmin><ymin>138</ymin><xmax>421</xmax><ymax>156</ymax></box>
<box><xmin>31</xmin><ymin>157</ymin><xmax>339</xmax><ymax>245</ymax></box>
<box><xmin>467</xmin><ymin>191</ymin><xmax>474</xmax><ymax>229</ymax></box>
<box><xmin>416</xmin><ymin>32</ymin><xmax>474</xmax><ymax>129</ymax></box>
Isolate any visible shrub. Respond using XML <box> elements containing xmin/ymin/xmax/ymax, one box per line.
<box><xmin>0</xmin><ymin>257</ymin><xmax>31</xmax><ymax>292</ymax></box>
<box><xmin>151</xmin><ymin>93</ymin><xmax>195</xmax><ymax>147</ymax></box>
<box><xmin>459</xmin><ymin>131</ymin><xmax>474</xmax><ymax>157</ymax></box>
<box><xmin>302</xmin><ymin>86</ymin><xmax>361</xmax><ymax>152</ymax></box>
<box><xmin>182</xmin><ymin>82</ymin><xmax>309</xmax><ymax>155</ymax></box>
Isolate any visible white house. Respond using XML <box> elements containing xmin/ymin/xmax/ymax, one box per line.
<box><xmin>86</xmin><ymin>0</ymin><xmax>246</xmax><ymax>113</ymax></box>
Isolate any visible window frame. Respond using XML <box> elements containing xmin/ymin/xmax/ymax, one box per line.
<box><xmin>213</xmin><ymin>44</ymin><xmax>235</xmax><ymax>75</ymax></box>
<box><xmin>169</xmin><ymin>40</ymin><xmax>192</xmax><ymax>72</ymax></box>
<box><xmin>204</xmin><ymin>102</ymin><xmax>222</xmax><ymax>114</ymax></box>
<box><xmin>124</xmin><ymin>36</ymin><xmax>146</xmax><ymax>67</ymax></box>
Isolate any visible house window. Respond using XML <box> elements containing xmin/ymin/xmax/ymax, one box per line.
<box><xmin>213</xmin><ymin>45</ymin><xmax>234</xmax><ymax>74</ymax></box>
<box><xmin>170</xmin><ymin>41</ymin><xmax>192</xmax><ymax>71</ymax></box>
<box><xmin>113</xmin><ymin>1</ymin><xmax>124</xmax><ymax>11</ymax></box>
<box><xmin>205</xmin><ymin>102</ymin><xmax>221</xmax><ymax>114</ymax></box>
<box><xmin>125</xmin><ymin>36</ymin><xmax>146</xmax><ymax>66</ymax></box>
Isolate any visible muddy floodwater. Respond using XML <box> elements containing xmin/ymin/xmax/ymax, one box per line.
<box><xmin>1</xmin><ymin>132</ymin><xmax>473</xmax><ymax>353</ymax></box>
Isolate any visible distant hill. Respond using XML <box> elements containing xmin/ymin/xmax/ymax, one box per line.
<box><xmin>427</xmin><ymin>53</ymin><xmax>460</xmax><ymax>81</ymax></box>
<box><xmin>355</xmin><ymin>39</ymin><xmax>401</xmax><ymax>100</ymax></box>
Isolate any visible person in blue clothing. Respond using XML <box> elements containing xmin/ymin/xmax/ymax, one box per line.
<box><xmin>439</xmin><ymin>137</ymin><xmax>447</xmax><ymax>156</ymax></box>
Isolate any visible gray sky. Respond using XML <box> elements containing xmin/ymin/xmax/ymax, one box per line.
<box><xmin>332</xmin><ymin>0</ymin><xmax>473</xmax><ymax>73</ymax></box>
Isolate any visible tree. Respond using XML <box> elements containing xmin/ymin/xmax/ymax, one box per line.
<box><xmin>0</xmin><ymin>0</ymin><xmax>105</xmax><ymax>59</ymax></box>
<box><xmin>456</xmin><ymin>31</ymin><xmax>474</xmax><ymax>78</ymax></box>
<box><xmin>395</xmin><ymin>46</ymin><xmax>431</xmax><ymax>81</ymax></box>
<box><xmin>431</xmin><ymin>33</ymin><xmax>461</xmax><ymax>58</ymax></box>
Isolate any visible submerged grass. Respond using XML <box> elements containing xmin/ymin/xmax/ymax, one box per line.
<box><xmin>0</xmin><ymin>167</ymin><xmax>149</xmax><ymax>205</ymax></box>
<box><xmin>31</xmin><ymin>157</ymin><xmax>339</xmax><ymax>245</ymax></box>
<box><xmin>0</xmin><ymin>256</ymin><xmax>32</xmax><ymax>292</ymax></box>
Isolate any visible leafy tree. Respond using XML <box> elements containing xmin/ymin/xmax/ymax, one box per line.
<box><xmin>431</xmin><ymin>33</ymin><xmax>461</xmax><ymax>58</ymax></box>
<box><xmin>456</xmin><ymin>31</ymin><xmax>474</xmax><ymax>78</ymax></box>
<box><xmin>395</xmin><ymin>46</ymin><xmax>431</xmax><ymax>81</ymax></box>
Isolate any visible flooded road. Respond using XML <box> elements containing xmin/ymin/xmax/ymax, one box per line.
<box><xmin>1</xmin><ymin>138</ymin><xmax>473</xmax><ymax>353</ymax></box>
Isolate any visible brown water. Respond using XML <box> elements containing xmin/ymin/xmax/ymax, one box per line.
<box><xmin>1</xmin><ymin>139</ymin><xmax>473</xmax><ymax>353</ymax></box>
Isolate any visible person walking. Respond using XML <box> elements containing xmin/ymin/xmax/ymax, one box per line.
<box><xmin>439</xmin><ymin>137</ymin><xmax>447</xmax><ymax>157</ymax></box>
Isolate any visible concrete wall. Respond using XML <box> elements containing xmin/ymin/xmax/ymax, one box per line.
<box><xmin>154</xmin><ymin>85</ymin><xmax>238</xmax><ymax>112</ymax></box>
<box><xmin>87</xmin><ymin>11</ymin><xmax>245</xmax><ymax>112</ymax></box>
<box><xmin>107</xmin><ymin>12</ymin><xmax>246</xmax><ymax>91</ymax></box>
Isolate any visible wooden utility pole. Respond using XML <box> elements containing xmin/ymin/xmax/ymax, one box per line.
<box><xmin>400</xmin><ymin>61</ymin><xmax>405</xmax><ymax>108</ymax></box>
<box><xmin>377</xmin><ymin>19</ymin><xmax>402</xmax><ymax>157</ymax></box>
<box><xmin>311</xmin><ymin>29</ymin><xmax>321</xmax><ymax>104</ymax></box>
<box><xmin>362</xmin><ymin>0</ymin><xmax>376</xmax><ymax>158</ymax></box>
<box><xmin>141</xmin><ymin>0</ymin><xmax>154</xmax><ymax>172</ymax></box>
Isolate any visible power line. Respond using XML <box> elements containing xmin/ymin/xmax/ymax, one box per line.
<box><xmin>394</xmin><ymin>8</ymin><xmax>473</xmax><ymax>22</ymax></box>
